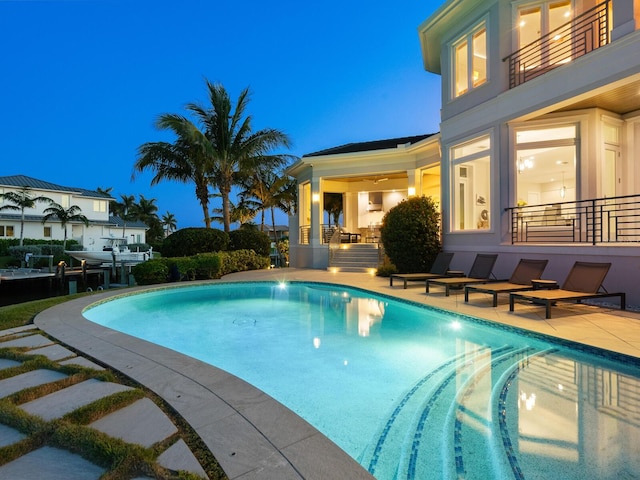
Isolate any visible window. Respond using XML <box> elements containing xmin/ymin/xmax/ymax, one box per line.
<box><xmin>515</xmin><ymin>125</ymin><xmax>577</xmax><ymax>206</ymax></box>
<box><xmin>93</xmin><ymin>200</ymin><xmax>107</xmax><ymax>212</ymax></box>
<box><xmin>44</xmin><ymin>226</ymin><xmax>52</xmax><ymax>237</ymax></box>
<box><xmin>517</xmin><ymin>1</ymin><xmax>571</xmax><ymax>69</ymax></box>
<box><xmin>453</xmin><ymin>22</ymin><xmax>487</xmax><ymax>98</ymax></box>
<box><xmin>61</xmin><ymin>194</ymin><xmax>70</xmax><ymax>208</ymax></box>
<box><xmin>0</xmin><ymin>225</ymin><xmax>15</xmax><ymax>237</ymax></box>
<box><xmin>450</xmin><ymin>134</ymin><xmax>492</xmax><ymax>231</ymax></box>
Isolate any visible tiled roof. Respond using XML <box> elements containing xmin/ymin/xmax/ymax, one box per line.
<box><xmin>303</xmin><ymin>133</ymin><xmax>437</xmax><ymax>158</ymax></box>
<box><xmin>0</xmin><ymin>175</ymin><xmax>113</xmax><ymax>199</ymax></box>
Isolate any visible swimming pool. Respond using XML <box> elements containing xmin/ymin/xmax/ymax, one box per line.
<box><xmin>84</xmin><ymin>282</ymin><xmax>640</xmax><ymax>480</ymax></box>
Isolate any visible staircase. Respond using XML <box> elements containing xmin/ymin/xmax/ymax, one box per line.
<box><xmin>328</xmin><ymin>243</ymin><xmax>380</xmax><ymax>273</ymax></box>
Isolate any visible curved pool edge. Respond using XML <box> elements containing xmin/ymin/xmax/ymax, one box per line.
<box><xmin>34</xmin><ymin>283</ymin><xmax>375</xmax><ymax>480</ymax></box>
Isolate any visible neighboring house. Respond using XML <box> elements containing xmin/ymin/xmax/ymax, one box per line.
<box><xmin>287</xmin><ymin>0</ymin><xmax>640</xmax><ymax>305</ymax></box>
<box><xmin>0</xmin><ymin>175</ymin><xmax>147</xmax><ymax>248</ymax></box>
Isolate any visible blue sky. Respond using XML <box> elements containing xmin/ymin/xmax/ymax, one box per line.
<box><xmin>0</xmin><ymin>0</ymin><xmax>443</xmax><ymax>229</ymax></box>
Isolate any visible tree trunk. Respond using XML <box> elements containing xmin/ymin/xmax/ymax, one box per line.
<box><xmin>196</xmin><ymin>183</ymin><xmax>211</xmax><ymax>228</ymax></box>
<box><xmin>221</xmin><ymin>189</ymin><xmax>231</xmax><ymax>232</ymax></box>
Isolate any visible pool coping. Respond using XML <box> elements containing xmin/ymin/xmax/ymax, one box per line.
<box><xmin>35</xmin><ymin>284</ymin><xmax>375</xmax><ymax>480</ymax></box>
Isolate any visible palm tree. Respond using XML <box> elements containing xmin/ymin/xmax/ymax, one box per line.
<box><xmin>211</xmin><ymin>195</ymin><xmax>258</xmax><ymax>228</ymax></box>
<box><xmin>324</xmin><ymin>193</ymin><xmax>343</xmax><ymax>227</ymax></box>
<box><xmin>112</xmin><ymin>194</ymin><xmax>136</xmax><ymax>238</ymax></box>
<box><xmin>41</xmin><ymin>202</ymin><xmax>89</xmax><ymax>251</ymax></box>
<box><xmin>241</xmin><ymin>168</ymin><xmax>297</xmax><ymax>240</ymax></box>
<box><xmin>0</xmin><ymin>186</ymin><xmax>53</xmax><ymax>246</ymax></box>
<box><xmin>186</xmin><ymin>80</ymin><xmax>294</xmax><ymax>232</ymax></box>
<box><xmin>161</xmin><ymin>211</ymin><xmax>177</xmax><ymax>237</ymax></box>
<box><xmin>136</xmin><ymin>195</ymin><xmax>163</xmax><ymax>244</ymax></box>
<box><xmin>134</xmin><ymin>113</ymin><xmax>215</xmax><ymax>228</ymax></box>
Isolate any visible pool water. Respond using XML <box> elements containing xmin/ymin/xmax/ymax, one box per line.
<box><xmin>84</xmin><ymin>282</ymin><xmax>640</xmax><ymax>480</ymax></box>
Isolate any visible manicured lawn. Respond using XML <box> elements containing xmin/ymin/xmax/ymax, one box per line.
<box><xmin>0</xmin><ymin>294</ymin><xmax>90</xmax><ymax>330</ymax></box>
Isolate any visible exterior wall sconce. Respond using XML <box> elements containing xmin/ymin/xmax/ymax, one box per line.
<box><xmin>312</xmin><ymin>193</ymin><xmax>320</xmax><ymax>203</ymax></box>
<box><xmin>408</xmin><ymin>187</ymin><xmax>416</xmax><ymax>196</ymax></box>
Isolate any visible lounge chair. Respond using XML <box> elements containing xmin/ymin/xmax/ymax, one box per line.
<box><xmin>425</xmin><ymin>254</ymin><xmax>498</xmax><ymax>296</ymax></box>
<box><xmin>509</xmin><ymin>261</ymin><xmax>626</xmax><ymax>319</ymax></box>
<box><xmin>464</xmin><ymin>258</ymin><xmax>549</xmax><ymax>307</ymax></box>
<box><xmin>389</xmin><ymin>252</ymin><xmax>457</xmax><ymax>289</ymax></box>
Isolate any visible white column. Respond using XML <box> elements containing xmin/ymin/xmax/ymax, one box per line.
<box><xmin>310</xmin><ymin>177</ymin><xmax>322</xmax><ymax>246</ymax></box>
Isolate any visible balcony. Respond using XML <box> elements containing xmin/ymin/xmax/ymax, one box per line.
<box><xmin>504</xmin><ymin>1</ymin><xmax>610</xmax><ymax>88</ymax></box>
<box><xmin>506</xmin><ymin>194</ymin><xmax>640</xmax><ymax>245</ymax></box>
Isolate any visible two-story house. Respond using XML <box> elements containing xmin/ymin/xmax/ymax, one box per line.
<box><xmin>286</xmin><ymin>0</ymin><xmax>640</xmax><ymax>305</ymax></box>
<box><xmin>418</xmin><ymin>0</ymin><xmax>640</xmax><ymax>302</ymax></box>
<box><xmin>0</xmin><ymin>175</ymin><xmax>147</xmax><ymax>249</ymax></box>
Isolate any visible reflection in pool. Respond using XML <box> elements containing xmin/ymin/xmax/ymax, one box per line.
<box><xmin>84</xmin><ymin>282</ymin><xmax>640</xmax><ymax>480</ymax></box>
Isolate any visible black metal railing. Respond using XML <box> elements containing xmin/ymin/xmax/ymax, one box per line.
<box><xmin>299</xmin><ymin>224</ymin><xmax>337</xmax><ymax>245</ymax></box>
<box><xmin>504</xmin><ymin>0</ymin><xmax>610</xmax><ymax>88</ymax></box>
<box><xmin>506</xmin><ymin>194</ymin><xmax>640</xmax><ymax>244</ymax></box>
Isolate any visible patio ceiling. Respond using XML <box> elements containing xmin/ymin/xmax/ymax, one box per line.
<box><xmin>327</xmin><ymin>173</ymin><xmax>408</xmax><ymax>184</ymax></box>
<box><xmin>555</xmin><ymin>77</ymin><xmax>640</xmax><ymax>115</ymax></box>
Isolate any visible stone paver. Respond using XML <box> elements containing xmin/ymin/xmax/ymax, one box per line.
<box><xmin>157</xmin><ymin>439</ymin><xmax>209</xmax><ymax>479</ymax></box>
<box><xmin>28</xmin><ymin>344</ymin><xmax>75</xmax><ymax>361</ymax></box>
<box><xmin>0</xmin><ymin>358</ymin><xmax>20</xmax><ymax>370</ymax></box>
<box><xmin>90</xmin><ymin>397</ymin><xmax>178</xmax><ymax>448</ymax></box>
<box><xmin>0</xmin><ymin>446</ymin><xmax>105</xmax><ymax>479</ymax></box>
<box><xmin>0</xmin><ymin>333</ymin><xmax>53</xmax><ymax>349</ymax></box>
<box><xmin>20</xmin><ymin>378</ymin><xmax>132</xmax><ymax>421</ymax></box>
<box><xmin>0</xmin><ymin>423</ymin><xmax>26</xmax><ymax>447</ymax></box>
<box><xmin>59</xmin><ymin>356</ymin><xmax>105</xmax><ymax>370</ymax></box>
<box><xmin>0</xmin><ymin>369</ymin><xmax>67</xmax><ymax>399</ymax></box>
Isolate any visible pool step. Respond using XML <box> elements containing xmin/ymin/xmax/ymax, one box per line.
<box><xmin>361</xmin><ymin>346</ymin><xmax>517</xmax><ymax>479</ymax></box>
<box><xmin>398</xmin><ymin>347</ymin><xmax>535</xmax><ymax>480</ymax></box>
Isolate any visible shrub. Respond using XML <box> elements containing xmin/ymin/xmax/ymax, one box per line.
<box><xmin>162</xmin><ymin>228</ymin><xmax>229</xmax><ymax>257</ymax></box>
<box><xmin>219</xmin><ymin>249</ymin><xmax>270</xmax><ymax>276</ymax></box>
<box><xmin>167</xmin><ymin>257</ymin><xmax>199</xmax><ymax>281</ymax></box>
<box><xmin>376</xmin><ymin>255</ymin><xmax>398</xmax><ymax>277</ymax></box>
<box><xmin>131</xmin><ymin>259</ymin><xmax>169</xmax><ymax>285</ymax></box>
<box><xmin>8</xmin><ymin>245</ymin><xmax>42</xmax><ymax>260</ymax></box>
<box><xmin>192</xmin><ymin>253</ymin><xmax>222</xmax><ymax>280</ymax></box>
<box><xmin>228</xmin><ymin>229</ymin><xmax>271</xmax><ymax>256</ymax></box>
<box><xmin>380</xmin><ymin>196</ymin><xmax>441</xmax><ymax>273</ymax></box>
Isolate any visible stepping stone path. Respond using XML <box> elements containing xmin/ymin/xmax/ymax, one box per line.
<box><xmin>0</xmin><ymin>325</ymin><xmax>210</xmax><ymax>479</ymax></box>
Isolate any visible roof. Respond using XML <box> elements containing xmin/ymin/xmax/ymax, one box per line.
<box><xmin>0</xmin><ymin>213</ymin><xmax>147</xmax><ymax>230</ymax></box>
<box><xmin>303</xmin><ymin>133</ymin><xmax>437</xmax><ymax>158</ymax></box>
<box><xmin>109</xmin><ymin>215</ymin><xmax>149</xmax><ymax>229</ymax></box>
<box><xmin>0</xmin><ymin>175</ymin><xmax>113</xmax><ymax>199</ymax></box>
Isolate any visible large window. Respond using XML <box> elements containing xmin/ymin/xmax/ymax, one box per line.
<box><xmin>451</xmin><ymin>135</ymin><xmax>492</xmax><ymax>231</ymax></box>
<box><xmin>517</xmin><ymin>1</ymin><xmax>571</xmax><ymax>68</ymax></box>
<box><xmin>515</xmin><ymin>125</ymin><xmax>577</xmax><ymax>206</ymax></box>
<box><xmin>453</xmin><ymin>22</ymin><xmax>487</xmax><ymax>98</ymax></box>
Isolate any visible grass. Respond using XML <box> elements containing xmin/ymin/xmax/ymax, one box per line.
<box><xmin>0</xmin><ymin>296</ymin><xmax>228</xmax><ymax>479</ymax></box>
<box><xmin>0</xmin><ymin>293</ymin><xmax>92</xmax><ymax>330</ymax></box>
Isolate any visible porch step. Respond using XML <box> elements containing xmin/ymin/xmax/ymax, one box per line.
<box><xmin>328</xmin><ymin>243</ymin><xmax>380</xmax><ymax>272</ymax></box>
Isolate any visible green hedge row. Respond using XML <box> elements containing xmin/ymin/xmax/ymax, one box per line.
<box><xmin>0</xmin><ymin>238</ymin><xmax>78</xmax><ymax>256</ymax></box>
<box><xmin>131</xmin><ymin>249</ymin><xmax>270</xmax><ymax>285</ymax></box>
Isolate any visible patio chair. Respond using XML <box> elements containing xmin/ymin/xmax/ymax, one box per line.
<box><xmin>425</xmin><ymin>253</ymin><xmax>498</xmax><ymax>296</ymax></box>
<box><xmin>464</xmin><ymin>258</ymin><xmax>549</xmax><ymax>307</ymax></box>
<box><xmin>389</xmin><ymin>252</ymin><xmax>456</xmax><ymax>288</ymax></box>
<box><xmin>509</xmin><ymin>261</ymin><xmax>626</xmax><ymax>319</ymax></box>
